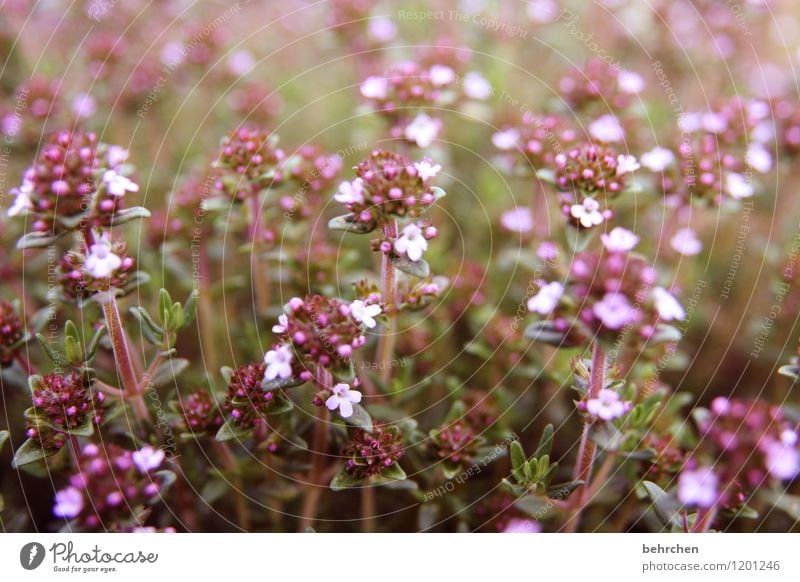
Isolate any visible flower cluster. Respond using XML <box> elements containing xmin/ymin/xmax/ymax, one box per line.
<box><xmin>28</xmin><ymin>371</ymin><xmax>104</xmax><ymax>433</ymax></box>
<box><xmin>58</xmin><ymin>234</ymin><xmax>136</xmax><ymax>301</ymax></box>
<box><xmin>491</xmin><ymin>112</ymin><xmax>577</xmax><ymax>173</ymax></box>
<box><xmin>175</xmin><ymin>389</ymin><xmax>224</xmax><ymax>436</ymax></box>
<box><xmin>52</xmin><ymin>444</ymin><xmax>169</xmax><ymax>530</ymax></box>
<box><xmin>334</xmin><ymin>150</ymin><xmax>442</xmax><ymax>229</ymax></box>
<box><xmin>554</xmin><ymin>143</ymin><xmax>638</xmax><ymax>198</ymax></box>
<box><xmin>559</xmin><ymin>58</ymin><xmax>645</xmax><ymax>111</ymax></box>
<box><xmin>428</xmin><ymin>420</ymin><xmax>482</xmax><ymax>471</ymax></box>
<box><xmin>342</xmin><ymin>424</ymin><xmax>404</xmax><ymax>479</ymax></box>
<box><xmin>213</xmin><ymin>126</ymin><xmax>285</xmax><ymax>200</ymax></box>
<box><xmin>0</xmin><ymin>300</ymin><xmax>25</xmax><ymax>367</ymax></box>
<box><xmin>223</xmin><ymin>362</ymin><xmax>279</xmax><ymax>429</ymax></box>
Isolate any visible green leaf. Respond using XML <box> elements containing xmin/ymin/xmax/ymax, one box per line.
<box><xmin>84</xmin><ymin>324</ymin><xmax>106</xmax><ymax>362</ymax></box>
<box><xmin>330</xmin><ymin>468</ymin><xmax>363</xmax><ymax>491</ymax></box>
<box><xmin>262</xmin><ymin>375</ymin><xmax>306</xmax><ymax>392</ymax></box>
<box><xmin>338</xmin><ymin>403</ymin><xmax>373</xmax><ymax>433</ymax></box>
<box><xmin>393</xmin><ymin>256</ymin><xmax>430</xmax><ymax>278</ymax></box>
<box><xmin>429</xmin><ymin>186</ymin><xmax>446</xmax><ymax>202</ymax></box>
<box><xmin>66</xmin><ymin>418</ymin><xmax>95</xmax><ymax>437</ymax></box>
<box><xmin>220</xmin><ymin>366</ymin><xmax>234</xmax><ymax>385</ymax></box>
<box><xmin>524</xmin><ymin>321</ymin><xmax>581</xmax><ymax>348</ymax></box>
<box><xmin>158</xmin><ymin>289</ymin><xmax>173</xmax><ymax>324</ymax></box>
<box><xmin>328</xmin><ymin>214</ymin><xmax>375</xmax><ymax>234</ymax></box>
<box><xmin>535</xmin><ymin>169</ymin><xmax>555</xmax><ymax>184</ymax></box>
<box><xmin>130</xmin><ymin>307</ymin><xmax>165</xmax><ymax>341</ymax></box>
<box><xmin>12</xmin><ymin>438</ymin><xmax>58</xmax><ymax>468</ymax></box>
<box><xmin>642</xmin><ymin>480</ymin><xmax>683</xmax><ymax>530</ymax></box>
<box><xmin>379</xmin><ymin>462</ymin><xmax>407</xmax><ymax>482</ymax></box>
<box><xmin>35</xmin><ymin>333</ymin><xmax>62</xmax><ymax>366</ymax></box>
<box><xmin>514</xmin><ymin>494</ymin><xmax>551</xmax><ymax>516</ymax></box>
<box><xmin>761</xmin><ymin>490</ymin><xmax>800</xmax><ymax>520</ymax></box>
<box><xmin>649</xmin><ymin>324</ymin><xmax>683</xmax><ymax>345</ymax></box>
<box><xmin>17</xmin><ymin>231</ymin><xmax>66</xmax><ymax>249</ymax></box>
<box><xmin>182</xmin><ymin>290</ymin><xmax>199</xmax><ymax>328</ymax></box>
<box><xmin>547</xmin><ymin>479</ymin><xmax>583</xmax><ymax>498</ymax></box>
<box><xmin>778</xmin><ymin>364</ymin><xmax>800</xmax><ymax>381</ymax></box>
<box><xmin>266</xmin><ymin>392</ymin><xmax>295</xmax><ymax>414</ymax></box>
<box><xmin>509</xmin><ymin>440</ymin><xmax>526</xmax><ymax>478</ymax></box>
<box><xmin>109</xmin><ymin>206</ymin><xmax>151</xmax><ymax>226</ymax></box>
<box><xmin>215</xmin><ymin>420</ymin><xmax>252</xmax><ymax>442</ymax></box>
<box><xmin>533</xmin><ymin>424</ymin><xmax>554</xmax><ymax>459</ymax></box>
<box><xmin>150</xmin><ymin>358</ymin><xmax>190</xmax><ymax>387</ymax></box>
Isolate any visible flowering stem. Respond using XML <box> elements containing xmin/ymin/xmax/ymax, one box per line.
<box><xmin>213</xmin><ymin>440</ymin><xmax>250</xmax><ymax>531</ymax></box>
<box><xmin>248</xmin><ymin>188</ymin><xmax>271</xmax><ymax>317</ymax></box>
<box><xmin>15</xmin><ymin>352</ymin><xmax>34</xmax><ymax>375</ymax></box>
<box><xmin>197</xmin><ymin>247</ymin><xmax>219</xmax><ymax>374</ymax></box>
<box><xmin>564</xmin><ymin>341</ymin><xmax>605</xmax><ymax>532</ymax></box>
<box><xmin>691</xmin><ymin>506</ymin><xmax>718</xmax><ymax>533</ymax></box>
<box><xmin>299</xmin><ymin>367</ymin><xmax>331</xmax><ymax>531</ymax></box>
<box><xmin>376</xmin><ymin>220</ymin><xmax>398</xmax><ymax>386</ymax></box>
<box><xmin>101</xmin><ymin>297</ymin><xmax>150</xmax><ymax>424</ymax></box>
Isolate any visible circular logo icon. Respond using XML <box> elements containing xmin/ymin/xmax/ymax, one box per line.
<box><xmin>20</xmin><ymin>542</ymin><xmax>46</xmax><ymax>570</ymax></box>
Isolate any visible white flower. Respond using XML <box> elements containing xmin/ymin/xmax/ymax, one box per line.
<box><xmin>53</xmin><ymin>486</ymin><xmax>84</xmax><ymax>518</ymax></box>
<box><xmin>132</xmin><ymin>446</ymin><xmax>165</xmax><ymax>473</ymax></box>
<box><xmin>106</xmin><ymin>145</ymin><xmax>129</xmax><ymax>168</ymax></box>
<box><xmin>725</xmin><ymin>172</ymin><xmax>753</xmax><ymax>199</ymax></box>
<box><xmin>7</xmin><ymin>179</ymin><xmax>33</xmax><ymax>216</ymax></box>
<box><xmin>394</xmin><ymin>223</ymin><xmax>428</xmax><ymax>262</ymax></box>
<box><xmin>586</xmin><ymin>389</ymin><xmax>630</xmax><ymax>421</ymax></box>
<box><xmin>746</xmin><ymin>143</ymin><xmax>772</xmax><ymax>174</ymax></box>
<box><xmin>652</xmin><ymin>287</ymin><xmax>685</xmax><ymax>321</ymax></box>
<box><xmin>334</xmin><ymin>178</ymin><xmax>365</xmax><ymax>205</ymax></box>
<box><xmin>350</xmin><ymin>300</ymin><xmax>382</xmax><ymax>329</ymax></box>
<box><xmin>404</xmin><ymin>113</ymin><xmax>440</xmax><ymax>148</ymax></box>
<box><xmin>501</xmin><ymin>207</ymin><xmax>534</xmax><ymax>233</ymax></box>
<box><xmin>102</xmin><ymin>169</ymin><xmax>139</xmax><ymax>197</ymax></box>
<box><xmin>616</xmin><ymin>154</ymin><xmax>640</xmax><ymax>176</ymax></box>
<box><xmin>570</xmin><ymin>197</ymin><xmax>604</xmax><ymax>228</ymax></box>
<box><xmin>414</xmin><ymin>160</ymin><xmax>442</xmax><ymax>180</ymax></box>
<box><xmin>429</xmin><ymin>64</ymin><xmax>456</xmax><ymax>86</ymax></box>
<box><xmin>702</xmin><ymin>112</ymin><xmax>728</xmax><ymax>134</ymax></box>
<box><xmin>264</xmin><ymin>344</ymin><xmax>293</xmax><ymax>381</ymax></box>
<box><xmin>589</xmin><ymin>114</ymin><xmax>624</xmax><ymax>143</ymax></box>
<box><xmin>670</xmin><ymin>228</ymin><xmax>702</xmax><ymax>256</ymax></box>
<box><xmin>678</xmin><ymin>467</ymin><xmax>718</xmax><ymax>508</ymax></box>
<box><xmin>601</xmin><ymin>227</ymin><xmax>639</xmax><ymax>252</ymax></box>
<box><xmin>325</xmin><ymin>383</ymin><xmax>362</xmax><ymax>418</ymax></box>
<box><xmin>72</xmin><ymin>93</ymin><xmax>96</xmax><ymax>118</ymax></box>
<box><xmin>84</xmin><ymin>236</ymin><xmax>122</xmax><ymax>278</ymax></box>
<box><xmin>617</xmin><ymin>70</ymin><xmax>645</xmax><ymax>94</ymax></box>
<box><xmin>360</xmin><ymin>75</ymin><xmax>388</xmax><ymax>100</ymax></box>
<box><xmin>492</xmin><ymin>128</ymin><xmax>520</xmax><ymax>150</ymax></box>
<box><xmin>463</xmin><ymin>71</ymin><xmax>492</xmax><ymax>99</ymax></box>
<box><xmin>272</xmin><ymin>314</ymin><xmax>288</xmax><ymax>334</ymax></box>
<box><xmin>504</xmin><ymin>518</ymin><xmax>541</xmax><ymax>533</ymax></box>
<box><xmin>527</xmin><ymin>282</ymin><xmax>563</xmax><ymax>315</ymax></box>
<box><xmin>640</xmin><ymin>147</ymin><xmax>675</xmax><ymax>172</ymax></box>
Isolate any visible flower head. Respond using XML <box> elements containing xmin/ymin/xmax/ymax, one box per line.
<box><xmin>132</xmin><ymin>445</ymin><xmax>165</xmax><ymax>473</ymax></box>
<box><xmin>601</xmin><ymin>227</ymin><xmax>639</xmax><ymax>252</ymax></box>
<box><xmin>53</xmin><ymin>486</ymin><xmax>84</xmax><ymax>518</ymax></box>
<box><xmin>342</xmin><ymin>424</ymin><xmax>404</xmax><ymax>479</ymax></box>
<box><xmin>325</xmin><ymin>383</ymin><xmax>363</xmax><ymax>418</ymax></box>
<box><xmin>394</xmin><ymin>223</ymin><xmax>429</xmax><ymax>262</ymax></box>
<box><xmin>652</xmin><ymin>287</ymin><xmax>685</xmax><ymax>321</ymax></box>
<box><xmin>589</xmin><ymin>114</ymin><xmax>624</xmax><ymax>143</ymax></box>
<box><xmin>570</xmin><ymin>197</ymin><xmax>605</xmax><ymax>228</ymax></box>
<box><xmin>585</xmin><ymin>388</ymin><xmax>631</xmax><ymax>421</ymax></box>
<box><xmin>102</xmin><ymin>169</ymin><xmax>139</xmax><ymax>197</ymax></box>
<box><xmin>616</xmin><ymin>154</ymin><xmax>640</xmax><ymax>176</ymax></box>
<box><xmin>264</xmin><ymin>344</ymin><xmax>294</xmax><ymax>381</ymax></box>
<box><xmin>670</xmin><ymin>228</ymin><xmax>702</xmax><ymax>256</ymax></box>
<box><xmin>593</xmin><ymin>292</ymin><xmax>640</xmax><ymax>330</ymax></box>
<box><xmin>414</xmin><ymin>160</ymin><xmax>442</xmax><ymax>180</ymax></box>
<box><xmin>640</xmin><ymin>147</ymin><xmax>675</xmax><ymax>172</ymax></box>
<box><xmin>404</xmin><ymin>112</ymin><xmax>440</xmax><ymax>148</ymax></box>
<box><xmin>678</xmin><ymin>467</ymin><xmax>719</xmax><ymax>508</ymax></box>
<box><xmin>84</xmin><ymin>235</ymin><xmax>123</xmax><ymax>278</ymax></box>
<box><xmin>527</xmin><ymin>282</ymin><xmax>563</xmax><ymax>315</ymax></box>
<box><xmin>350</xmin><ymin>300</ymin><xmax>382</xmax><ymax>329</ymax></box>
<box><xmin>501</xmin><ymin>207</ymin><xmax>535</xmax><ymax>233</ymax></box>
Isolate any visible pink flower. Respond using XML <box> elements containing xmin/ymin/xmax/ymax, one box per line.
<box><xmin>593</xmin><ymin>292</ymin><xmax>639</xmax><ymax>329</ymax></box>
<box><xmin>394</xmin><ymin>223</ymin><xmax>428</xmax><ymax>262</ymax></box>
<box><xmin>586</xmin><ymin>389</ymin><xmax>631</xmax><ymax>421</ymax></box>
<box><xmin>463</xmin><ymin>71</ymin><xmax>492</xmax><ymax>100</ymax></box>
<box><xmin>601</xmin><ymin>227</ymin><xmax>639</xmax><ymax>252</ymax></box>
<box><xmin>492</xmin><ymin>128</ymin><xmax>520</xmax><ymax>150</ymax></box>
<box><xmin>500</xmin><ymin>207</ymin><xmax>535</xmax><ymax>233</ymax></box>
<box><xmin>53</xmin><ymin>486</ymin><xmax>84</xmax><ymax>518</ymax></box>
<box><xmin>404</xmin><ymin>113</ymin><xmax>440</xmax><ymax>148</ymax></box>
<box><xmin>678</xmin><ymin>467</ymin><xmax>719</xmax><ymax>508</ymax></box>
<box><xmin>725</xmin><ymin>173</ymin><xmax>753</xmax><ymax>200</ymax></box>
<box><xmin>616</xmin><ymin>154</ymin><xmax>640</xmax><ymax>176</ymax></box>
<box><xmin>589</xmin><ymin>114</ymin><xmax>624</xmax><ymax>143</ymax></box>
<box><xmin>504</xmin><ymin>518</ymin><xmax>541</xmax><ymax>533</ymax></box>
<box><xmin>325</xmin><ymin>383</ymin><xmax>362</xmax><ymax>418</ymax></box>
<box><xmin>527</xmin><ymin>282</ymin><xmax>563</xmax><ymax>315</ymax></box>
<box><xmin>414</xmin><ymin>160</ymin><xmax>442</xmax><ymax>180</ymax></box>
<box><xmin>334</xmin><ymin>179</ymin><xmax>365</xmax><ymax>204</ymax></box>
<box><xmin>429</xmin><ymin>64</ymin><xmax>456</xmax><ymax>86</ymax></box>
<box><xmin>764</xmin><ymin>439</ymin><xmax>800</xmax><ymax>480</ymax></box>
<box><xmin>132</xmin><ymin>446</ymin><xmax>165</xmax><ymax>473</ymax></box>
<box><xmin>264</xmin><ymin>345</ymin><xmax>294</xmax><ymax>381</ymax></box>
<box><xmin>85</xmin><ymin>236</ymin><xmax>122</xmax><ymax>278</ymax></box>
<box><xmin>652</xmin><ymin>287</ymin><xmax>685</xmax><ymax>321</ymax></box>
<box><xmin>617</xmin><ymin>70</ymin><xmax>645</xmax><ymax>94</ymax></box>
<box><xmin>570</xmin><ymin>197</ymin><xmax>604</xmax><ymax>228</ymax></box>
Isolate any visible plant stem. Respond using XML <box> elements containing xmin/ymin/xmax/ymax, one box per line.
<box><xmin>692</xmin><ymin>506</ymin><xmax>718</xmax><ymax>533</ymax></box>
<box><xmin>376</xmin><ymin>220</ymin><xmax>398</xmax><ymax>385</ymax></box>
<box><xmin>15</xmin><ymin>352</ymin><xmax>34</xmax><ymax>375</ymax></box>
<box><xmin>299</xmin><ymin>367</ymin><xmax>331</xmax><ymax>531</ymax></box>
<box><xmin>213</xmin><ymin>441</ymin><xmax>250</xmax><ymax>531</ymax></box>
<box><xmin>198</xmin><ymin>247</ymin><xmax>219</xmax><ymax>374</ymax></box>
<box><xmin>249</xmin><ymin>188</ymin><xmax>271</xmax><ymax>317</ymax></box>
<box><xmin>564</xmin><ymin>341</ymin><xmax>605</xmax><ymax>532</ymax></box>
<box><xmin>101</xmin><ymin>296</ymin><xmax>150</xmax><ymax>423</ymax></box>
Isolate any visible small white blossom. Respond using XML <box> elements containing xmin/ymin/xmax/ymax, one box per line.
<box><xmin>84</xmin><ymin>236</ymin><xmax>122</xmax><ymax>278</ymax></box>
<box><xmin>53</xmin><ymin>486</ymin><xmax>84</xmax><ymax>518</ymax></box>
<box><xmin>367</xmin><ymin>16</ymin><xmax>397</xmax><ymax>42</ymax></box>
<box><xmin>272</xmin><ymin>314</ymin><xmax>288</xmax><ymax>334</ymax></box>
<box><xmin>652</xmin><ymin>287</ymin><xmax>685</xmax><ymax>321</ymax></box>
<box><xmin>589</xmin><ymin>114</ymin><xmax>624</xmax><ymax>143</ymax></box>
<box><xmin>106</xmin><ymin>145</ymin><xmax>129</xmax><ymax>168</ymax></box>
<box><xmin>463</xmin><ymin>71</ymin><xmax>492</xmax><ymax>99</ymax></box>
<box><xmin>7</xmin><ymin>179</ymin><xmax>33</xmax><ymax>216</ymax></box>
<box><xmin>404</xmin><ymin>113</ymin><xmax>440</xmax><ymax>148</ymax></box>
<box><xmin>593</xmin><ymin>292</ymin><xmax>639</xmax><ymax>329</ymax></box>
<box><xmin>414</xmin><ymin>160</ymin><xmax>442</xmax><ymax>180</ymax></box>
<box><xmin>72</xmin><ymin>93</ymin><xmax>96</xmax><ymax>118</ymax></box>
<box><xmin>325</xmin><ymin>383</ymin><xmax>362</xmax><ymax>418</ymax></box>
<box><xmin>586</xmin><ymin>389</ymin><xmax>630</xmax><ymax>421</ymax></box>
<box><xmin>527</xmin><ymin>282</ymin><xmax>563</xmax><ymax>315</ymax></box>
<box><xmin>429</xmin><ymin>64</ymin><xmax>456</xmax><ymax>86</ymax></box>
<box><xmin>360</xmin><ymin>75</ymin><xmax>388</xmax><ymax>100</ymax></box>
<box><xmin>617</xmin><ymin>70</ymin><xmax>645</xmax><ymax>94</ymax></box>
<box><xmin>227</xmin><ymin>49</ymin><xmax>256</xmax><ymax>76</ymax></box>
<box><xmin>640</xmin><ymin>147</ymin><xmax>675</xmax><ymax>172</ymax></box>
<box><xmin>670</xmin><ymin>228</ymin><xmax>702</xmax><ymax>256</ymax></box>
<box><xmin>601</xmin><ymin>227</ymin><xmax>639</xmax><ymax>252</ymax></box>
<box><xmin>678</xmin><ymin>467</ymin><xmax>718</xmax><ymax>508</ymax></box>
<box><xmin>678</xmin><ymin>112</ymin><xmax>702</xmax><ymax>133</ymax></box>
<box><xmin>702</xmin><ymin>112</ymin><xmax>728</xmax><ymax>134</ymax></box>
<box><xmin>264</xmin><ymin>344</ymin><xmax>293</xmax><ymax>381</ymax></box>
<box><xmin>350</xmin><ymin>300</ymin><xmax>382</xmax><ymax>329</ymax></box>
<box><xmin>132</xmin><ymin>446</ymin><xmax>165</xmax><ymax>473</ymax></box>
<box><xmin>102</xmin><ymin>169</ymin><xmax>139</xmax><ymax>197</ymax></box>
<box><xmin>570</xmin><ymin>197</ymin><xmax>604</xmax><ymax>228</ymax></box>
<box><xmin>725</xmin><ymin>172</ymin><xmax>754</xmax><ymax>200</ymax></box>
<box><xmin>616</xmin><ymin>154</ymin><xmax>640</xmax><ymax>176</ymax></box>
<box><xmin>504</xmin><ymin>518</ymin><xmax>541</xmax><ymax>533</ymax></box>
<box><xmin>394</xmin><ymin>223</ymin><xmax>428</xmax><ymax>262</ymax></box>
<box><xmin>334</xmin><ymin>178</ymin><xmax>365</xmax><ymax>205</ymax></box>
<box><xmin>492</xmin><ymin>128</ymin><xmax>520</xmax><ymax>150</ymax></box>
<box><xmin>746</xmin><ymin>143</ymin><xmax>772</xmax><ymax>174</ymax></box>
